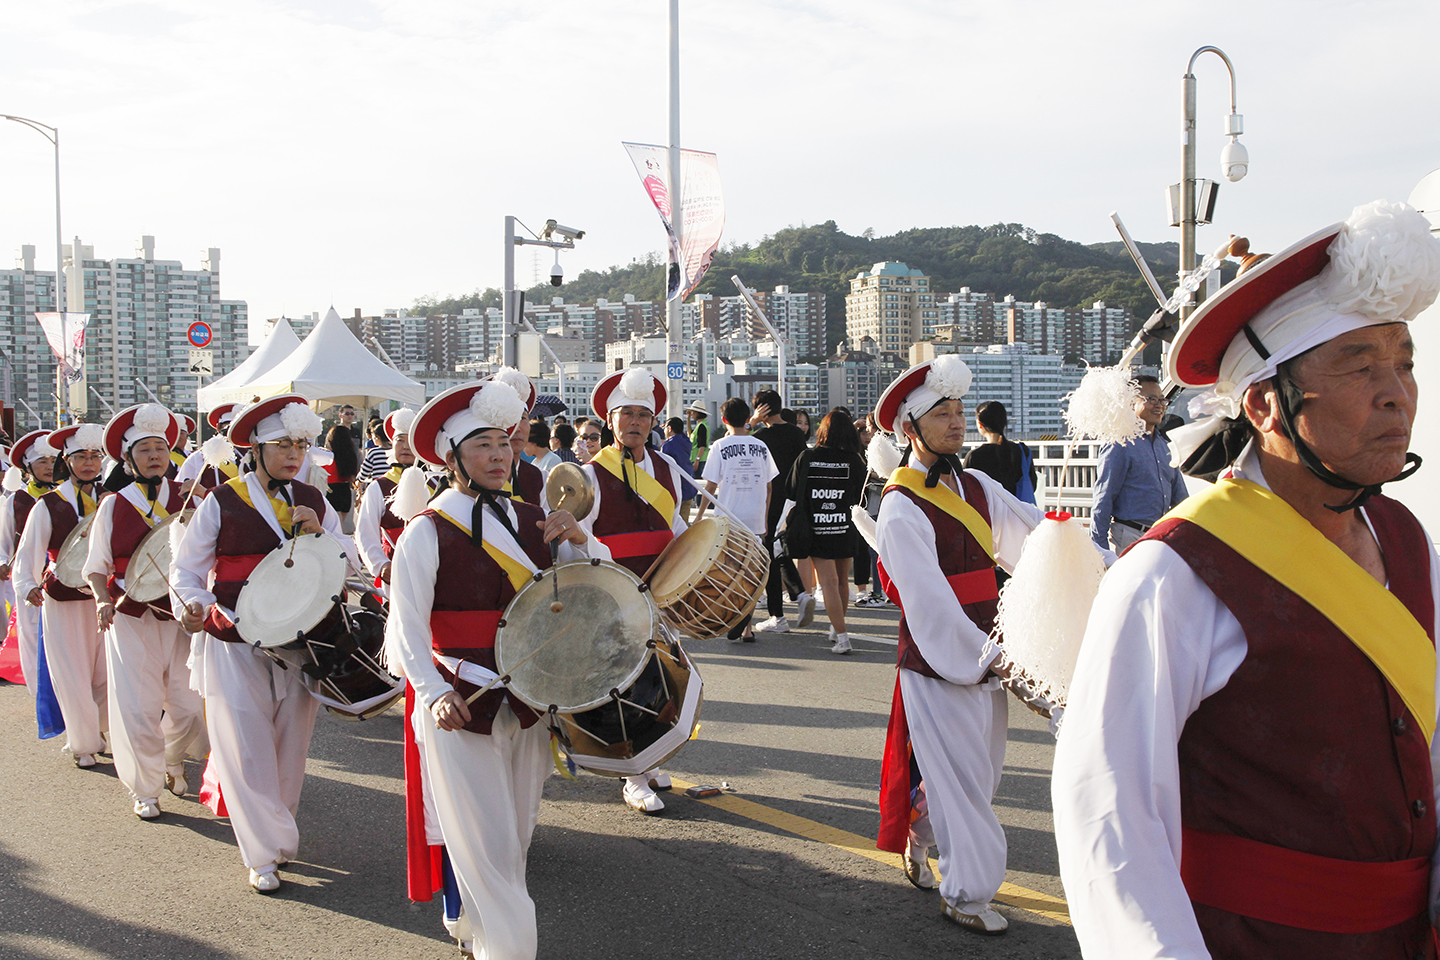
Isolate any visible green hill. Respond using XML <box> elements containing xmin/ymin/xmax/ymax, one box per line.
<box><xmin>414</xmin><ymin>221</ymin><xmax>1203</xmax><ymax>358</ymax></box>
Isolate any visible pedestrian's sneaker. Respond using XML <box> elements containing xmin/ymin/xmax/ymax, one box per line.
<box><xmin>622</xmin><ymin>777</ymin><xmax>665</xmax><ymax>813</ymax></box>
<box><xmin>755</xmin><ymin>616</ymin><xmax>790</xmax><ymax>633</ymax></box>
<box><xmin>830</xmin><ymin>633</ymin><xmax>852</xmax><ymax>655</ymax></box>
<box><xmin>248</xmin><ymin>867</ymin><xmax>281</xmax><ymax>894</ymax></box>
<box><xmin>795</xmin><ymin>592</ymin><xmax>816</xmax><ymax>628</ymax></box>
<box><xmin>904</xmin><ymin>841</ymin><xmax>937</xmax><ymax>890</ymax></box>
<box><xmin>133</xmin><ymin>799</ymin><xmax>161</xmax><ymax>820</ymax></box>
<box><xmin>856</xmin><ymin>592</ymin><xmax>887</xmax><ymax>607</ymax></box>
<box><xmin>941</xmin><ymin>898</ymin><xmax>1008</xmax><ymax>935</ymax></box>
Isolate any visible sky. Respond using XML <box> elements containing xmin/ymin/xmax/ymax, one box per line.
<box><xmin>2</xmin><ymin>0</ymin><xmax>1438</xmax><ymax>330</ymax></box>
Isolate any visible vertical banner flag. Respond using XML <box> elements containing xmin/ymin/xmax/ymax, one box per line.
<box><xmin>622</xmin><ymin>143</ymin><xmax>725</xmax><ymax>302</ymax></box>
<box><xmin>33</xmin><ymin>312</ymin><xmax>90</xmax><ymax>383</ymax></box>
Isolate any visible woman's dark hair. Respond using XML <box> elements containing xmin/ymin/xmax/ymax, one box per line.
<box><xmin>327</xmin><ymin>425</ymin><xmax>359</xmax><ymax>481</ymax></box>
<box><xmin>528</xmin><ymin>420</ymin><xmax>551</xmax><ymax>447</ymax></box>
<box><xmin>553</xmin><ymin>423</ymin><xmax>576</xmax><ymax>447</ymax></box>
<box><xmin>976</xmin><ymin>400</ymin><xmax>1008</xmax><ymax>436</ymax></box>
<box><xmin>816</xmin><ymin>407</ymin><xmax>862</xmax><ymax>455</ymax></box>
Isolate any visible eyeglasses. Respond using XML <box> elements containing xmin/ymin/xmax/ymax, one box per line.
<box><xmin>270</xmin><ymin>439</ymin><xmax>313</xmax><ymax>453</ymax></box>
<box><xmin>1140</xmin><ymin>396</ymin><xmax>1170</xmax><ymax>408</ymax></box>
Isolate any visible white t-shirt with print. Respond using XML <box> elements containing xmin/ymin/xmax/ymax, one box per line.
<box><xmin>701</xmin><ymin>433</ymin><xmax>778</xmax><ymax>535</ymax></box>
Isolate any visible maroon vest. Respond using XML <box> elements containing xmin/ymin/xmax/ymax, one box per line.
<box><xmin>373</xmin><ymin>474</ymin><xmax>406</xmax><ymax>558</ymax></box>
<box><xmin>426</xmin><ymin>501</ymin><xmax>550</xmax><ymax>734</ymax></box>
<box><xmin>589</xmin><ymin>451</ymin><xmax>677</xmax><ymax>578</ymax></box>
<box><xmin>41</xmin><ymin>486</ymin><xmax>99</xmax><ymax>602</ymax></box>
<box><xmin>1146</xmin><ymin>494</ymin><xmax>1437</xmax><ymax>959</ymax></box>
<box><xmin>108</xmin><ymin>481</ymin><xmax>185</xmax><ymax>621</ymax></box>
<box><xmin>886</xmin><ymin>472</ymin><xmax>998</xmax><ymax>679</ymax></box>
<box><xmin>510</xmin><ymin>459</ymin><xmax>544</xmax><ymax>506</ymax></box>
<box><xmin>9</xmin><ymin>488</ymin><xmax>38</xmax><ymax>552</ymax></box>
<box><xmin>203</xmin><ymin>479</ymin><xmax>328</xmax><ymax>643</ymax></box>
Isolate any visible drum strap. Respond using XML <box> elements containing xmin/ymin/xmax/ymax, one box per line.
<box><xmin>1164</xmin><ymin>478</ymin><xmax>1436</xmax><ymax>743</ymax></box>
<box><xmin>1181</xmin><ymin>826</ymin><xmax>1430</xmax><ymax>933</ymax></box>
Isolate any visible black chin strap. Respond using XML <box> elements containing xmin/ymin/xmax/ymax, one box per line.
<box><xmin>449</xmin><ymin>438</ymin><xmax>519</xmax><ymax>547</ymax></box>
<box><xmin>134</xmin><ymin>473</ymin><xmax>164</xmax><ymax>517</ymax></box>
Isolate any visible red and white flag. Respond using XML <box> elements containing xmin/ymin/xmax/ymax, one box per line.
<box><xmin>34</xmin><ymin>312</ymin><xmax>89</xmax><ymax>383</ymax></box>
<box><xmin>622</xmin><ymin>142</ymin><xmax>725</xmax><ymax>302</ymax></box>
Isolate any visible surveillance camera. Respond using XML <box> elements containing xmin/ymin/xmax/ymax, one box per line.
<box><xmin>550</xmin><ymin>261</ymin><xmax>564</xmax><ymax>287</ymax></box>
<box><xmin>1221</xmin><ymin>139</ymin><xmax>1248</xmax><ymax>183</ymax></box>
<box><xmin>549</xmin><ymin>222</ymin><xmax>586</xmax><ymax>241</ymax></box>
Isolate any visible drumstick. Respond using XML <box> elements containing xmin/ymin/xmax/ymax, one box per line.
<box><xmin>463</xmin><ymin>621</ymin><xmax>576</xmax><ymax>705</ymax></box>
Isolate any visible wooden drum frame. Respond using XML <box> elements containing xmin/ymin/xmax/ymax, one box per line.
<box><xmin>647</xmin><ymin>517</ymin><xmax>770</xmax><ymax>641</ymax></box>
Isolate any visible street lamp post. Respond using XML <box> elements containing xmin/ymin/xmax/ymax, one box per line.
<box><xmin>1177</xmin><ymin>46</ymin><xmax>1246</xmax><ymax>322</ymax></box>
<box><xmin>1</xmin><ymin>114</ymin><xmax>66</xmax><ymax>419</ymax></box>
<box><xmin>502</xmin><ymin>217</ymin><xmax>580</xmax><ymax>404</ymax></box>
<box><xmin>665</xmin><ymin>0</ymin><xmax>682</xmax><ymax>420</ymax></box>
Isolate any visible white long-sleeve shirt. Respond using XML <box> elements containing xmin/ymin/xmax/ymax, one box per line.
<box><xmin>354</xmin><ymin>478</ymin><xmax>393</xmax><ymax>576</ymax></box>
<box><xmin>386</xmin><ymin>487</ymin><xmax>604</xmax><ymax>710</ymax></box>
<box><xmin>13</xmin><ymin>481</ymin><xmax>98</xmax><ymax>599</ymax></box>
<box><xmin>575</xmin><ymin>446</ymin><xmax>690</xmax><ymax>543</ymax></box>
<box><xmin>171</xmin><ymin>473</ymin><xmax>353</xmax><ymax>619</ymax></box>
<box><xmin>1051</xmin><ymin>445</ymin><xmax>1440</xmax><ymax>959</ymax></box>
<box><xmin>874</xmin><ymin>458</ymin><xmax>1048</xmax><ymax>685</ymax></box>
<box><xmin>0</xmin><ymin>492</ymin><xmax>17</xmax><ymax>566</ymax></box>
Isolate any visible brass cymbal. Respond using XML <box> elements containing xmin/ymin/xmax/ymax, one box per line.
<box><xmin>545</xmin><ymin>462</ymin><xmax>594</xmax><ymax>521</ymax></box>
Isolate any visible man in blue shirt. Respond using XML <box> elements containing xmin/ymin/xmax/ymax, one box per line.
<box><xmin>1090</xmin><ymin>375</ymin><xmax>1189</xmax><ymax>550</ymax></box>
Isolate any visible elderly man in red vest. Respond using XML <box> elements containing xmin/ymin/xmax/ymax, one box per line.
<box><xmin>173</xmin><ymin>394</ymin><xmax>352</xmax><ymax>894</ymax></box>
<box><xmin>1054</xmin><ymin>200</ymin><xmax>1440</xmax><ymax>958</ymax></box>
<box><xmin>83</xmin><ymin>403</ymin><xmax>205</xmax><ymax>819</ymax></box>
<box><xmin>575</xmin><ymin>368</ymin><xmax>689</xmax><ymax>814</ymax></box>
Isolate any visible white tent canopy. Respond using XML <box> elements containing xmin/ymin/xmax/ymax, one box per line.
<box><xmin>242</xmin><ymin>306</ymin><xmax>425</xmax><ymax>411</ymax></box>
<box><xmin>197</xmin><ymin>317</ymin><xmax>302</xmax><ymax>412</ymax></box>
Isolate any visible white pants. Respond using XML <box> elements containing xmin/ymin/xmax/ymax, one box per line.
<box><xmin>420</xmin><ymin>705</ymin><xmax>550</xmax><ymax>959</ymax></box>
<box><xmin>106</xmin><ymin>610</ymin><xmax>206</xmax><ymax>803</ymax></box>
<box><xmin>203</xmin><ymin>637</ymin><xmax>319</xmax><ymax>871</ymax></box>
<box><xmin>900</xmin><ymin>670</ymin><xmax>1009</xmax><ymax>905</ymax></box>
<box><xmin>14</xmin><ymin>594</ymin><xmax>41</xmax><ymax>696</ymax></box>
<box><xmin>42</xmin><ymin>594</ymin><xmax>108</xmax><ymax>757</ymax></box>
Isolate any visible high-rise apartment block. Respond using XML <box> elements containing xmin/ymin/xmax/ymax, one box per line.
<box><xmin>844</xmin><ymin>262</ymin><xmax>933</xmax><ymax>354</ymax></box>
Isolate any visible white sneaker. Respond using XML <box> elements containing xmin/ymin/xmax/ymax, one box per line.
<box><xmin>165</xmin><ymin>766</ymin><xmax>188</xmax><ymax>798</ymax></box>
<box><xmin>248</xmin><ymin>867</ymin><xmax>281</xmax><ymax>893</ymax></box>
<box><xmin>622</xmin><ymin>778</ymin><xmax>664</xmax><ymax>813</ymax></box>
<box><xmin>830</xmin><ymin>633</ymin><xmax>852</xmax><ymax>655</ymax></box>
<box><xmin>133</xmin><ymin>799</ymin><xmax>161</xmax><ymax>820</ymax></box>
<box><xmin>941</xmin><ymin>899</ymin><xmax>1008</xmax><ymax>935</ymax></box>
<box><xmin>795</xmin><ymin>593</ymin><xmax>816</xmax><ymax>628</ymax></box>
<box><xmin>647</xmin><ymin>770</ymin><xmax>672</xmax><ymax>791</ymax></box>
<box><xmin>755</xmin><ymin>616</ymin><xmax>790</xmax><ymax>633</ymax></box>
<box><xmin>904</xmin><ymin>841</ymin><xmax>937</xmax><ymax>889</ymax></box>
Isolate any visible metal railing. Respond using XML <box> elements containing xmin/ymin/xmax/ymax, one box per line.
<box><xmin>1030</xmin><ymin>441</ymin><xmax>1101</xmax><ymax>518</ymax></box>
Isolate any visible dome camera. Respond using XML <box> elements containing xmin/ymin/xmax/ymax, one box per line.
<box><xmin>1221</xmin><ymin>139</ymin><xmax>1248</xmax><ymax>183</ymax></box>
<box><xmin>550</xmin><ymin>261</ymin><xmax>564</xmax><ymax>287</ymax></box>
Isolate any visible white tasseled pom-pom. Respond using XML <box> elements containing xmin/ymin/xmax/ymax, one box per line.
<box><xmin>1063</xmin><ymin>365</ymin><xmax>1144</xmax><ymax>443</ymax></box>
<box><xmin>2</xmin><ymin>465</ymin><xmax>23</xmax><ymax>492</ymax></box>
<box><xmin>866</xmin><ymin>431</ymin><xmax>902</xmax><ymax>480</ymax></box>
<box><xmin>390</xmin><ymin>463</ymin><xmax>432</xmax><ymax>522</ymax></box>
<box><xmin>991</xmin><ymin>512</ymin><xmax>1107</xmax><ymax>710</ymax></box>
<box><xmin>852</xmin><ymin>505</ymin><xmax>879</xmax><ymax>551</ymax></box>
<box><xmin>202</xmin><ymin>433</ymin><xmax>235</xmax><ymax>468</ymax></box>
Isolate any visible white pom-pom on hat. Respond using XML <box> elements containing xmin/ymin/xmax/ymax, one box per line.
<box><xmin>68</xmin><ymin>423</ymin><xmax>105</xmax><ymax>455</ymax></box>
<box><xmin>32</xmin><ymin>439</ymin><xmax>59</xmax><ymax>461</ymax></box>
<box><xmin>925</xmin><ymin>354</ymin><xmax>973</xmax><ymax>400</ymax></box>
<box><xmin>493</xmin><ymin>366</ymin><xmax>535</xmax><ymax>409</ymax></box>
<box><xmin>202</xmin><ymin>433</ymin><xmax>236</xmax><ymax>468</ymax></box>
<box><xmin>617</xmin><ymin>368</ymin><xmax>658</xmax><ymax>409</ymax></box>
<box><xmin>132</xmin><ymin>403</ymin><xmax>171</xmax><ymax>434</ymax></box>
<box><xmin>390</xmin><ymin>462</ymin><xmax>432</xmax><ymax>522</ymax></box>
<box><xmin>279</xmin><ymin>402</ymin><xmax>323</xmax><ymax>441</ymax></box>
<box><xmin>386</xmin><ymin>407</ymin><xmax>417</xmax><ymax>439</ymax></box>
<box><xmin>2</xmin><ymin>466</ymin><xmax>23</xmax><ymax>493</ymax></box>
<box><xmin>1063</xmin><ymin>365</ymin><xmax>1144</xmax><ymax>444</ymax></box>
<box><xmin>469</xmin><ymin>380</ymin><xmax>527</xmax><ymax>433</ymax></box>
<box><xmin>1322</xmin><ymin>200</ymin><xmax>1440</xmax><ymax>322</ymax></box>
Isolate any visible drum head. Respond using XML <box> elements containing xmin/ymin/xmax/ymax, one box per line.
<box><xmin>124</xmin><ymin>511</ymin><xmax>190</xmax><ymax>603</ymax></box>
<box><xmin>496</xmin><ymin>559</ymin><xmax>658</xmax><ymax>713</ymax></box>
<box><xmin>235</xmin><ymin>534</ymin><xmax>348</xmax><ymax>648</ymax></box>
<box><xmin>54</xmin><ymin>512</ymin><xmax>99</xmax><ymax>590</ymax></box>
<box><xmin>647</xmin><ymin>517</ymin><xmax>727</xmax><ymax>603</ymax></box>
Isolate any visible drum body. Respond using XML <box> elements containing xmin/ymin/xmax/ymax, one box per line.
<box><xmin>280</xmin><ymin>605</ymin><xmax>402</xmax><ymax>720</ymax></box>
<box><xmin>495</xmin><ymin>559</ymin><xmax>703</xmax><ymax>777</ymax></box>
<box><xmin>54</xmin><ymin>512</ymin><xmax>99</xmax><ymax>593</ymax></box>
<box><xmin>647</xmin><ymin>517</ymin><xmax>769</xmax><ymax>641</ymax></box>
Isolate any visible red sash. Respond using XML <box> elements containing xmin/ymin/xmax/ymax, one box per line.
<box><xmin>211</xmin><ymin>553</ymin><xmax>267</xmax><ymax>584</ymax></box>
<box><xmin>599</xmin><ymin>529</ymin><xmax>674</xmax><ymax>561</ymax></box>
<box><xmin>430</xmin><ymin>610</ymin><xmax>501</xmax><ymax>654</ymax></box>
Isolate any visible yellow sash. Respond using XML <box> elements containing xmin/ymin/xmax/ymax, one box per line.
<box><xmin>170</xmin><ymin>450</ymin><xmax>187</xmax><ymax>469</ymax></box>
<box><xmin>383</xmin><ymin>465</ymin><xmax>405</xmax><ymax>485</ymax></box>
<box><xmin>433</xmin><ymin>508</ymin><xmax>533</xmax><ymax>594</ymax></box>
<box><xmin>1166</xmin><ymin>478</ymin><xmax>1436</xmax><ymax>743</ymax></box>
<box><xmin>593</xmin><ymin>447</ymin><xmax>677</xmax><ymax>524</ymax></box>
<box><xmin>226</xmin><ymin>477</ymin><xmax>293</xmax><ymax>533</ymax></box>
<box><xmin>135</xmin><ymin>486</ymin><xmax>170</xmax><ymax>526</ymax></box>
<box><xmin>886</xmin><ymin>466</ymin><xmax>994</xmax><ymax>561</ymax></box>
<box><xmin>216</xmin><ymin>460</ymin><xmax>240</xmax><ymax>481</ymax></box>
<box><xmin>25</xmin><ymin>481</ymin><xmax>50</xmax><ymax>500</ymax></box>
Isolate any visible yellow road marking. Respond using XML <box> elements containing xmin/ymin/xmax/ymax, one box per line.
<box><xmin>668</xmin><ymin>777</ymin><xmax>1070</xmax><ymax>924</ymax></box>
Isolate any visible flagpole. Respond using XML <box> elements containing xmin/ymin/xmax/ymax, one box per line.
<box><xmin>665</xmin><ymin>0</ymin><xmax>681</xmax><ymax>420</ymax></box>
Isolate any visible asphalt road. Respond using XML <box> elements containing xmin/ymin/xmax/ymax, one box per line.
<box><xmin>0</xmin><ymin>600</ymin><xmax>1081</xmax><ymax>960</ymax></box>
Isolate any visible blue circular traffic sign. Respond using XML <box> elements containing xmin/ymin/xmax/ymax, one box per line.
<box><xmin>187</xmin><ymin>322</ymin><xmax>212</xmax><ymax>348</ymax></box>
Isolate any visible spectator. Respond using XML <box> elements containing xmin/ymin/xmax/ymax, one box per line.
<box><xmin>1090</xmin><ymin>374</ymin><xmax>1188</xmax><ymax>551</ymax></box>
<box><xmin>323</xmin><ymin>423</ymin><xmax>360</xmax><ymax>532</ymax></box>
<box><xmin>661</xmin><ymin>417</ymin><xmax>697</xmax><ymax>518</ymax></box>
<box><xmin>962</xmin><ymin>401</ymin><xmax>1036</xmax><ymax>503</ymax></box>
<box><xmin>551</xmin><ymin>423</ymin><xmax>579</xmax><ymax>464</ymax></box>
<box><xmin>523</xmin><ymin>419</ymin><xmax>562</xmax><ymax>477</ymax></box>
<box><xmin>333</xmin><ymin>404</ymin><xmax>363</xmax><ymax>443</ymax></box>
<box><xmin>794</xmin><ymin>410</ymin><xmax>813</xmax><ymax>447</ymax></box>
<box><xmin>573</xmin><ymin>418</ymin><xmax>603</xmax><ymax>464</ymax></box>
<box><xmin>359</xmin><ymin>418</ymin><xmax>392</xmax><ymax>481</ymax></box>
<box><xmin>687</xmin><ymin>401</ymin><xmax>710</xmax><ymax>515</ymax></box>
<box><xmin>748</xmin><ymin>389</ymin><xmax>815</xmax><ymax>633</ymax></box>
<box><xmin>855</xmin><ymin>412</ymin><xmax>887</xmax><ymax>606</ymax></box>
<box><xmin>787</xmin><ymin>409</ymin><xmax>867</xmax><ymax>654</ymax></box>
<box><xmin>697</xmin><ymin>398</ymin><xmax>777</xmax><ymax>642</ymax></box>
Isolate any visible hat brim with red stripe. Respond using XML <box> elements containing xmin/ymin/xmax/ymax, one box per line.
<box><xmin>9</xmin><ymin>429</ymin><xmax>54</xmax><ymax>466</ymax></box>
<box><xmin>874</xmin><ymin>362</ymin><xmax>935</xmax><ymax>435</ymax></box>
<box><xmin>227</xmin><ymin>394</ymin><xmax>312</xmax><ymax>448</ymax></box>
<box><xmin>207</xmin><ymin>402</ymin><xmax>240</xmax><ymax>432</ymax></box>
<box><xmin>591</xmin><ymin>371</ymin><xmax>667</xmax><ymax>420</ymax></box>
<box><xmin>103</xmin><ymin>404</ymin><xmax>181</xmax><ymax>461</ymax></box>
<box><xmin>410</xmin><ymin>384</ymin><xmax>490</xmax><ymax>468</ymax></box>
<box><xmin>1166</xmin><ymin>223</ymin><xmax>1342</xmax><ymax>388</ymax></box>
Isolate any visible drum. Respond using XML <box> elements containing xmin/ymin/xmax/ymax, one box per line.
<box><xmin>53</xmin><ymin>512</ymin><xmax>99</xmax><ymax>593</ymax></box>
<box><xmin>647</xmin><ymin>516</ymin><xmax>769</xmax><ymax>640</ymax></box>
<box><xmin>273</xmin><ymin>604</ymin><xmax>402</xmax><ymax>720</ymax></box>
<box><xmin>233</xmin><ymin>534</ymin><xmax>349</xmax><ymax>648</ymax></box>
<box><xmin>124</xmin><ymin>511</ymin><xmax>192</xmax><ymax>604</ymax></box>
<box><xmin>495</xmin><ymin>558</ymin><xmax>703</xmax><ymax>777</ymax></box>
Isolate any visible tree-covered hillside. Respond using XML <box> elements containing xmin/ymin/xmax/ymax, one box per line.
<box><xmin>413</xmin><ymin>221</ymin><xmax>1197</xmax><ymax>355</ymax></box>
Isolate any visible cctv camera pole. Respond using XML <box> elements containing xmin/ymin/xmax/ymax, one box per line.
<box><xmin>503</xmin><ymin>216</ymin><xmax>576</xmax><ymax>373</ymax></box>
<box><xmin>664</xmin><ymin>0</ymin><xmax>682</xmax><ymax>419</ymax></box>
<box><xmin>1179</xmin><ymin>46</ymin><xmax>1239</xmax><ymax>322</ymax></box>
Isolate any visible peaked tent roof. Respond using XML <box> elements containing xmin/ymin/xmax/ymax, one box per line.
<box><xmin>242</xmin><ymin>307</ymin><xmax>425</xmax><ymax>410</ymax></box>
<box><xmin>197</xmin><ymin>317</ymin><xmax>302</xmax><ymax>412</ymax></box>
